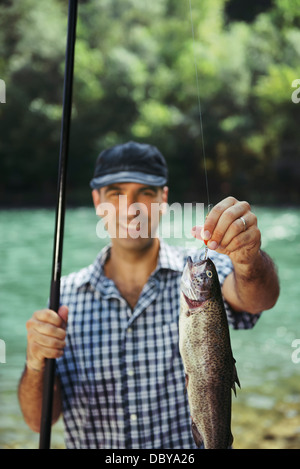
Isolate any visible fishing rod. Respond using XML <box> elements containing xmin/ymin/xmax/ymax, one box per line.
<box><xmin>39</xmin><ymin>0</ymin><xmax>78</xmax><ymax>449</ymax></box>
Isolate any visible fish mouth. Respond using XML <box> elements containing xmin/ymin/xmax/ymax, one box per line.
<box><xmin>181</xmin><ymin>256</ymin><xmax>212</xmax><ymax>310</ymax></box>
<box><xmin>183</xmin><ymin>292</ymin><xmax>209</xmax><ymax>311</ymax></box>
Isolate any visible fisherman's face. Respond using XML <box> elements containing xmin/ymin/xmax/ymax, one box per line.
<box><xmin>92</xmin><ymin>182</ymin><xmax>168</xmax><ymax>248</ymax></box>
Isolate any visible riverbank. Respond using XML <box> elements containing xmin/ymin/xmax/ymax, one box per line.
<box><xmin>232</xmin><ymin>377</ymin><xmax>300</xmax><ymax>449</ymax></box>
<box><xmin>1</xmin><ymin>206</ymin><xmax>299</xmax><ymax>450</ymax></box>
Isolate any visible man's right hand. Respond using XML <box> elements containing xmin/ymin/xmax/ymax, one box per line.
<box><xmin>26</xmin><ymin>305</ymin><xmax>68</xmax><ymax>372</ymax></box>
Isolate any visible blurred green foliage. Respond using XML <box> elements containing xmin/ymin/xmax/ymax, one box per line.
<box><xmin>0</xmin><ymin>0</ymin><xmax>300</xmax><ymax>206</ymax></box>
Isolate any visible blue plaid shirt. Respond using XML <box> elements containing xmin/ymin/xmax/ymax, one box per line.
<box><xmin>56</xmin><ymin>240</ymin><xmax>260</xmax><ymax>449</ymax></box>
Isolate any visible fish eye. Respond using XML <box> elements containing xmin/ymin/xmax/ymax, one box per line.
<box><xmin>206</xmin><ymin>270</ymin><xmax>213</xmax><ymax>278</ymax></box>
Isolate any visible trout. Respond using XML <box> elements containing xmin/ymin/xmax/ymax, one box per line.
<box><xmin>179</xmin><ymin>256</ymin><xmax>240</xmax><ymax>449</ymax></box>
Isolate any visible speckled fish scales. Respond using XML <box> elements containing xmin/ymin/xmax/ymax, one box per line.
<box><xmin>179</xmin><ymin>256</ymin><xmax>240</xmax><ymax>449</ymax></box>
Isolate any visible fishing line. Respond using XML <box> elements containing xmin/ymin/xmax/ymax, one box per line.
<box><xmin>188</xmin><ymin>0</ymin><xmax>213</xmax><ymax>259</ymax></box>
<box><xmin>188</xmin><ymin>0</ymin><xmax>210</xmax><ymax>212</ymax></box>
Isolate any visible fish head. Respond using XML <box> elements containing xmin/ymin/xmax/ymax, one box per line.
<box><xmin>181</xmin><ymin>256</ymin><xmax>219</xmax><ymax>311</ymax></box>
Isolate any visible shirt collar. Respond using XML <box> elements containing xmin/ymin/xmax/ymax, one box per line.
<box><xmin>74</xmin><ymin>239</ymin><xmax>184</xmax><ymax>292</ymax></box>
<box><xmin>153</xmin><ymin>239</ymin><xmax>185</xmax><ymax>273</ymax></box>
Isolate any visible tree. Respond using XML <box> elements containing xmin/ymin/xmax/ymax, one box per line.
<box><xmin>1</xmin><ymin>0</ymin><xmax>300</xmax><ymax>205</ymax></box>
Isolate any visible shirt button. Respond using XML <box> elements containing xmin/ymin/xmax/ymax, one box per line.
<box><xmin>127</xmin><ymin>328</ymin><xmax>133</xmax><ymax>333</ymax></box>
<box><xmin>128</xmin><ymin>369</ymin><xmax>134</xmax><ymax>376</ymax></box>
<box><xmin>130</xmin><ymin>414</ymin><xmax>137</xmax><ymax>421</ymax></box>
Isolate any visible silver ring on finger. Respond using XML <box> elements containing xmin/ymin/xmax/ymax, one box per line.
<box><xmin>240</xmin><ymin>216</ymin><xmax>247</xmax><ymax>232</ymax></box>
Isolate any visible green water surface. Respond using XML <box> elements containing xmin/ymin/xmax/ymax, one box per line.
<box><xmin>0</xmin><ymin>206</ymin><xmax>299</xmax><ymax>449</ymax></box>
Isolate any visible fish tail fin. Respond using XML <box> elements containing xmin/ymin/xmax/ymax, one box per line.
<box><xmin>232</xmin><ymin>360</ymin><xmax>241</xmax><ymax>397</ymax></box>
<box><xmin>228</xmin><ymin>432</ymin><xmax>234</xmax><ymax>448</ymax></box>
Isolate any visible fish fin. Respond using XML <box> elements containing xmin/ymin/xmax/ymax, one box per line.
<box><xmin>191</xmin><ymin>421</ymin><xmax>203</xmax><ymax>448</ymax></box>
<box><xmin>184</xmin><ymin>374</ymin><xmax>189</xmax><ymax>394</ymax></box>
<box><xmin>187</xmin><ymin>256</ymin><xmax>193</xmax><ymax>270</ymax></box>
<box><xmin>231</xmin><ymin>361</ymin><xmax>241</xmax><ymax>397</ymax></box>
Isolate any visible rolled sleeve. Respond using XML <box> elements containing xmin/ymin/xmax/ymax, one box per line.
<box><xmin>209</xmin><ymin>250</ymin><xmax>262</xmax><ymax>330</ymax></box>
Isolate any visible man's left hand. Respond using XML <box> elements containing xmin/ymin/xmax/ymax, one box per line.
<box><xmin>192</xmin><ymin>196</ymin><xmax>261</xmax><ymax>266</ymax></box>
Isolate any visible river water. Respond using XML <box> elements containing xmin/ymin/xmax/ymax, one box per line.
<box><xmin>0</xmin><ymin>206</ymin><xmax>299</xmax><ymax>449</ymax></box>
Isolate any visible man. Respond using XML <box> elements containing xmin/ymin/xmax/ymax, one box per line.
<box><xmin>18</xmin><ymin>141</ymin><xmax>279</xmax><ymax>448</ymax></box>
